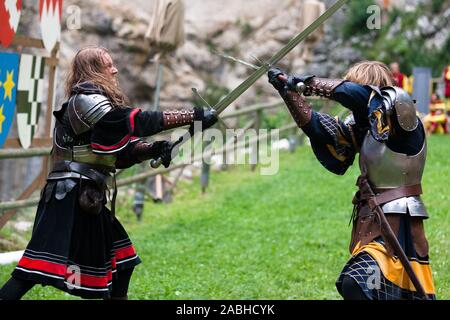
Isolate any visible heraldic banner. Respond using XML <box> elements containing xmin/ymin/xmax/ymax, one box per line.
<box><xmin>0</xmin><ymin>51</ymin><xmax>20</xmax><ymax>148</ymax></box>
<box><xmin>0</xmin><ymin>0</ymin><xmax>22</xmax><ymax>48</ymax></box>
<box><xmin>17</xmin><ymin>54</ymin><xmax>45</xmax><ymax>149</ymax></box>
<box><xmin>40</xmin><ymin>0</ymin><xmax>63</xmax><ymax>53</ymax></box>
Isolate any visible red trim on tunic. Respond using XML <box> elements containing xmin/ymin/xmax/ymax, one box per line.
<box><xmin>74</xmin><ymin>270</ymin><xmax>113</xmax><ymax>288</ymax></box>
<box><xmin>18</xmin><ymin>256</ymin><xmax>115</xmax><ymax>288</ymax></box>
<box><xmin>18</xmin><ymin>256</ymin><xmax>66</xmax><ymax>276</ymax></box>
<box><xmin>115</xmin><ymin>245</ymin><xmax>137</xmax><ymax>260</ymax></box>
<box><xmin>111</xmin><ymin>257</ymin><xmax>117</xmax><ymax>269</ymax></box>
<box><xmin>129</xmin><ymin>108</ymin><xmax>140</xmax><ymax>132</ymax></box>
<box><xmin>91</xmin><ymin>134</ymin><xmax>131</xmax><ymax>151</ymax></box>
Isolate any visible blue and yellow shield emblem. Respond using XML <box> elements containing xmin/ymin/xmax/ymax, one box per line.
<box><xmin>0</xmin><ymin>51</ymin><xmax>19</xmax><ymax>148</ymax></box>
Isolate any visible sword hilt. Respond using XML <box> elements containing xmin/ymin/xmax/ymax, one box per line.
<box><xmin>277</xmin><ymin>74</ymin><xmax>306</xmax><ymax>95</ymax></box>
<box><xmin>149</xmin><ymin>135</ymin><xmax>184</xmax><ymax>169</ymax></box>
<box><xmin>150</xmin><ymin>158</ymin><xmax>162</xmax><ymax>168</ymax></box>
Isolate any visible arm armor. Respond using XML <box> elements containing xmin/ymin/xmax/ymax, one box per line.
<box><xmin>282</xmin><ymin>90</ymin><xmax>312</xmax><ymax>128</ymax></box>
<box><xmin>162</xmin><ymin>109</ymin><xmax>195</xmax><ymax>130</ymax></box>
<box><xmin>380</xmin><ymin>86</ymin><xmax>418</xmax><ymax>131</ymax></box>
<box><xmin>115</xmin><ymin>140</ymin><xmax>162</xmax><ymax>169</ymax></box>
<box><xmin>303</xmin><ymin>77</ymin><xmax>345</xmax><ymax>98</ymax></box>
<box><xmin>68</xmin><ymin>93</ymin><xmax>113</xmax><ymax>135</ymax></box>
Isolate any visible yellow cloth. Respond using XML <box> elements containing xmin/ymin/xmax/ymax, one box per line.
<box><xmin>429</xmin><ymin>102</ymin><xmax>446</xmax><ymax>111</ymax></box>
<box><xmin>424</xmin><ymin>113</ymin><xmax>446</xmax><ymax>123</ymax></box>
<box><xmin>403</xmin><ymin>76</ymin><xmax>414</xmax><ymax>94</ymax></box>
<box><xmin>352</xmin><ymin>241</ymin><xmax>436</xmax><ymax>294</ymax></box>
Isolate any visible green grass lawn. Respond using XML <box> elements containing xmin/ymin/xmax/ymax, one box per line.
<box><xmin>0</xmin><ymin>135</ymin><xmax>448</xmax><ymax>300</ymax></box>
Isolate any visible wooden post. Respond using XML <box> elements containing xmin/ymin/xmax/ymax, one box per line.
<box><xmin>152</xmin><ymin>63</ymin><xmax>164</xmax><ymax>112</ymax></box>
<box><xmin>219</xmin><ymin>121</ymin><xmax>228</xmax><ymax>171</ymax></box>
<box><xmin>288</xmin><ymin>121</ymin><xmax>298</xmax><ymax>153</ymax></box>
<box><xmin>153</xmin><ymin>64</ymin><xmax>165</xmax><ymax>201</ymax></box>
<box><xmin>200</xmin><ymin>140</ymin><xmax>212</xmax><ymax>194</ymax></box>
<box><xmin>40</xmin><ymin>44</ymin><xmax>59</xmax><ymax>179</ymax></box>
<box><xmin>132</xmin><ymin>62</ymin><xmax>166</xmax><ymax>217</ymax></box>
<box><xmin>155</xmin><ymin>174</ymin><xmax>164</xmax><ymax>200</ymax></box>
<box><xmin>251</xmin><ymin>109</ymin><xmax>262</xmax><ymax>171</ymax></box>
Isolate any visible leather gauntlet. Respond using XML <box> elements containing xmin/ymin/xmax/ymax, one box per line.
<box><xmin>131</xmin><ymin>141</ymin><xmax>160</xmax><ymax>162</ymax></box>
<box><xmin>303</xmin><ymin>77</ymin><xmax>344</xmax><ymax>98</ymax></box>
<box><xmin>281</xmin><ymin>90</ymin><xmax>312</xmax><ymax>128</ymax></box>
<box><xmin>162</xmin><ymin>109</ymin><xmax>195</xmax><ymax>130</ymax></box>
<box><xmin>131</xmin><ymin>140</ymin><xmax>172</xmax><ymax>168</ymax></box>
<box><xmin>115</xmin><ymin>140</ymin><xmax>166</xmax><ymax>169</ymax></box>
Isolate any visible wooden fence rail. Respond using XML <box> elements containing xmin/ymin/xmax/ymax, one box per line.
<box><xmin>0</xmin><ymin>98</ymin><xmax>339</xmax><ymax>228</ymax></box>
<box><xmin>0</xmin><ymin>121</ymin><xmax>297</xmax><ymax>212</ymax></box>
<box><xmin>0</xmin><ymin>100</ymin><xmax>286</xmax><ymax>218</ymax></box>
<box><xmin>0</xmin><ymin>100</ymin><xmax>284</xmax><ymax>160</ymax></box>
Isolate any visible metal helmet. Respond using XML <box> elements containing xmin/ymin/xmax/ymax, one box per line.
<box><xmin>381</xmin><ymin>86</ymin><xmax>418</xmax><ymax>131</ymax></box>
<box><xmin>68</xmin><ymin>93</ymin><xmax>113</xmax><ymax>135</ymax></box>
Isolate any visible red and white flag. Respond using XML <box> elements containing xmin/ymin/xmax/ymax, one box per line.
<box><xmin>39</xmin><ymin>0</ymin><xmax>63</xmax><ymax>52</ymax></box>
<box><xmin>0</xmin><ymin>0</ymin><xmax>22</xmax><ymax>48</ymax></box>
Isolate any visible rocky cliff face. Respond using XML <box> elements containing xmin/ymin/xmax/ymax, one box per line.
<box><xmin>55</xmin><ymin>0</ymin><xmax>324</xmax><ymax>110</ymax></box>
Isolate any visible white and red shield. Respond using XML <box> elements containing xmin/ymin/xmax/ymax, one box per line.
<box><xmin>0</xmin><ymin>0</ymin><xmax>22</xmax><ymax>48</ymax></box>
<box><xmin>39</xmin><ymin>0</ymin><xmax>63</xmax><ymax>52</ymax></box>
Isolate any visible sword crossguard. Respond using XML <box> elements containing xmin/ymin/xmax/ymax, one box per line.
<box><xmin>277</xmin><ymin>75</ymin><xmax>306</xmax><ymax>95</ymax></box>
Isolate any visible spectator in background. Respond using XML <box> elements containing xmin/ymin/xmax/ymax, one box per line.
<box><xmin>424</xmin><ymin>93</ymin><xmax>448</xmax><ymax>135</ymax></box>
<box><xmin>390</xmin><ymin>62</ymin><xmax>406</xmax><ymax>89</ymax></box>
<box><xmin>444</xmin><ymin>65</ymin><xmax>450</xmax><ymax>113</ymax></box>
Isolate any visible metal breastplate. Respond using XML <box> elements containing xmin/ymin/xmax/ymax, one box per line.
<box><xmin>358</xmin><ymin>132</ymin><xmax>428</xmax><ymax>217</ymax></box>
<box><xmin>51</xmin><ymin>130</ymin><xmax>117</xmax><ymax>175</ymax></box>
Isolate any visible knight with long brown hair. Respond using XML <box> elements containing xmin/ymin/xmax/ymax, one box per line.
<box><xmin>267</xmin><ymin>61</ymin><xmax>436</xmax><ymax>300</ymax></box>
<box><xmin>0</xmin><ymin>46</ymin><xmax>217</xmax><ymax>300</ymax></box>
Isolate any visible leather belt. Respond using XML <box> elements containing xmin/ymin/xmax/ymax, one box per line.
<box><xmin>352</xmin><ymin>180</ymin><xmax>423</xmax><ymax>218</ymax></box>
<box><xmin>50</xmin><ymin>160</ymin><xmax>114</xmax><ymax>189</ymax></box>
<box><xmin>371</xmin><ymin>184</ymin><xmax>423</xmax><ymax>207</ymax></box>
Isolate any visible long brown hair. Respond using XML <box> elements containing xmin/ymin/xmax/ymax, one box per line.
<box><xmin>344</xmin><ymin>61</ymin><xmax>395</xmax><ymax>87</ymax></box>
<box><xmin>65</xmin><ymin>46</ymin><xmax>129</xmax><ymax>106</ymax></box>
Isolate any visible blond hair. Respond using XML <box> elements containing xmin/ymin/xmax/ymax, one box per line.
<box><xmin>344</xmin><ymin>61</ymin><xmax>395</xmax><ymax>88</ymax></box>
<box><xmin>65</xmin><ymin>46</ymin><xmax>129</xmax><ymax>107</ymax></box>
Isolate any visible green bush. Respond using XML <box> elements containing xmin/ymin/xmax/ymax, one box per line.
<box><xmin>341</xmin><ymin>1</ymin><xmax>450</xmax><ymax>77</ymax></box>
<box><xmin>341</xmin><ymin>0</ymin><xmax>377</xmax><ymax>40</ymax></box>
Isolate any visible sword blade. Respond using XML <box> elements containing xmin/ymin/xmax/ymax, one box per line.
<box><xmin>214</xmin><ymin>0</ymin><xmax>348</xmax><ymax>114</ymax></box>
